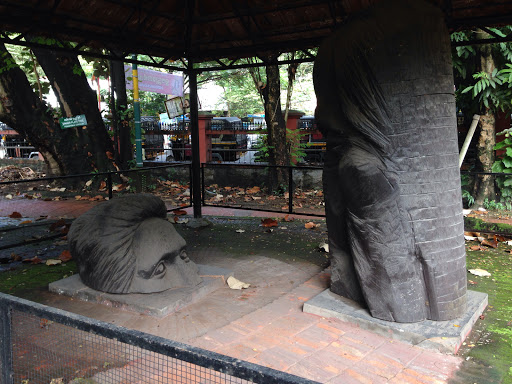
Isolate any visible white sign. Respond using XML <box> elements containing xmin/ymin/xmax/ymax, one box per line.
<box><xmin>125</xmin><ymin>65</ymin><xmax>183</xmax><ymax>96</ymax></box>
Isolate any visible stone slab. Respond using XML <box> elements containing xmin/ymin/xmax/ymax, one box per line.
<box><xmin>49</xmin><ymin>265</ymin><xmax>233</xmax><ymax>317</ymax></box>
<box><xmin>303</xmin><ymin>289</ymin><xmax>487</xmax><ymax>354</ymax></box>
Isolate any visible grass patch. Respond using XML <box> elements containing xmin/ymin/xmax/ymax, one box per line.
<box><xmin>0</xmin><ymin>261</ymin><xmax>77</xmax><ymax>300</ymax></box>
<box><xmin>460</xmin><ymin>243</ymin><xmax>512</xmax><ymax>383</ymax></box>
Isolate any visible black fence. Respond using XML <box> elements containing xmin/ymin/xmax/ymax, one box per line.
<box><xmin>0</xmin><ymin>292</ymin><xmax>319</xmax><ymax>384</ymax></box>
<box><xmin>202</xmin><ymin>163</ymin><xmax>325</xmax><ymax>217</ymax></box>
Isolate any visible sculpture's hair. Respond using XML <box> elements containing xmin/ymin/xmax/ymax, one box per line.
<box><xmin>68</xmin><ymin>193</ymin><xmax>167</xmax><ymax>293</ymax></box>
<box><xmin>314</xmin><ymin>0</ymin><xmax>444</xmax><ymax>155</ymax></box>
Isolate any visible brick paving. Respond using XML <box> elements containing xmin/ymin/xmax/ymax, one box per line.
<box><xmin>189</xmin><ymin>272</ymin><xmax>462</xmax><ymax>384</ymax></box>
<box><xmin>1</xmin><ymin>198</ymin><xmax>464</xmax><ymax>383</ymax></box>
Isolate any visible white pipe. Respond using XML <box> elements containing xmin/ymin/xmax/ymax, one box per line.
<box><xmin>459</xmin><ymin>114</ymin><xmax>481</xmax><ymax>168</ymax></box>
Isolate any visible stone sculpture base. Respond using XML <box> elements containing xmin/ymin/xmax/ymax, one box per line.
<box><xmin>49</xmin><ymin>265</ymin><xmax>233</xmax><ymax>317</ymax></box>
<box><xmin>303</xmin><ymin>289</ymin><xmax>487</xmax><ymax>354</ymax></box>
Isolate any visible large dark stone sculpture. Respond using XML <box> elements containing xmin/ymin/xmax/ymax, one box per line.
<box><xmin>314</xmin><ymin>0</ymin><xmax>467</xmax><ymax>322</ymax></box>
<box><xmin>68</xmin><ymin>194</ymin><xmax>202</xmax><ymax>294</ymax></box>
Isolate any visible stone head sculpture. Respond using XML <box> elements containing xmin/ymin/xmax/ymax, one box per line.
<box><xmin>68</xmin><ymin>193</ymin><xmax>201</xmax><ymax>294</ymax></box>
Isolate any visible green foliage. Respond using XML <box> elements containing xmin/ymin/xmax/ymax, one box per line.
<box><xmin>452</xmin><ymin>27</ymin><xmax>512</xmax><ymax>114</ymax></box>
<box><xmin>286</xmin><ymin>128</ymin><xmax>307</xmax><ymax>165</ymax></box>
<box><xmin>492</xmin><ymin>128</ymin><xmax>512</xmax><ymax>203</ymax></box>
<box><xmin>483</xmin><ymin>198</ymin><xmax>511</xmax><ymax>211</ymax></box>
<box><xmin>461</xmin><ymin>66</ymin><xmax>512</xmax><ymax>111</ymax></box>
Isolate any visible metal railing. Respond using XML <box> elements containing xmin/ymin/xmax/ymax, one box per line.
<box><xmin>0</xmin><ymin>293</ymin><xmax>319</xmax><ymax>384</ymax></box>
<box><xmin>201</xmin><ymin>163</ymin><xmax>325</xmax><ymax>217</ymax></box>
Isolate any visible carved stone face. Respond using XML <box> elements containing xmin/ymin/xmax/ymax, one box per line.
<box><xmin>128</xmin><ymin>217</ymin><xmax>202</xmax><ymax>293</ymax></box>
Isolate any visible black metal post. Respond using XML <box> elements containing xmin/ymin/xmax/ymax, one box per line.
<box><xmin>188</xmin><ymin>59</ymin><xmax>202</xmax><ymax>218</ymax></box>
<box><xmin>0</xmin><ymin>306</ymin><xmax>13</xmax><ymax>384</ymax></box>
<box><xmin>201</xmin><ymin>164</ymin><xmax>205</xmax><ymax>205</ymax></box>
<box><xmin>288</xmin><ymin>166</ymin><xmax>293</xmax><ymax>214</ymax></box>
<box><xmin>107</xmin><ymin>172</ymin><xmax>113</xmax><ymax>199</ymax></box>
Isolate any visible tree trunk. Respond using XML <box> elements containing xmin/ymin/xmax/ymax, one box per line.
<box><xmin>32</xmin><ymin>45</ymin><xmax>116</xmax><ymax>175</ymax></box>
<box><xmin>111</xmin><ymin>57</ymin><xmax>132</xmax><ymax>170</ymax></box>
<box><xmin>0</xmin><ymin>43</ymin><xmax>65</xmax><ymax>175</ymax></box>
<box><xmin>473</xmin><ymin>29</ymin><xmax>496</xmax><ymax>206</ymax></box>
<box><xmin>261</xmin><ymin>57</ymin><xmax>289</xmax><ymax>192</ymax></box>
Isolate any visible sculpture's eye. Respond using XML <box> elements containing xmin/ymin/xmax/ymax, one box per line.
<box><xmin>152</xmin><ymin>262</ymin><xmax>166</xmax><ymax>277</ymax></box>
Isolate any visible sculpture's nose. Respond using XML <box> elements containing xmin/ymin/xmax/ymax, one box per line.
<box><xmin>180</xmin><ymin>251</ymin><xmax>190</xmax><ymax>263</ymax></box>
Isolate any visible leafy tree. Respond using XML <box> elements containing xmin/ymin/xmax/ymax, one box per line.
<box><xmin>452</xmin><ymin>27</ymin><xmax>512</xmax><ymax>205</ymax></box>
<box><xmin>0</xmin><ymin>41</ymin><xmax>116</xmax><ymax>176</ymax></box>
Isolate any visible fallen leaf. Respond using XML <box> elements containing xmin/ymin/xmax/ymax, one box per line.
<box><xmin>8</xmin><ymin>212</ymin><xmax>22</xmax><ymax>218</ymax></box>
<box><xmin>468</xmin><ymin>280</ymin><xmax>478</xmax><ymax>285</ymax></box>
<box><xmin>468</xmin><ymin>268</ymin><xmax>491</xmax><ymax>277</ymax></box>
<box><xmin>6</xmin><ymin>194</ymin><xmax>13</xmax><ymax>199</ymax></box>
<box><xmin>173</xmin><ymin>209</ymin><xmax>187</xmax><ymax>216</ymax></box>
<box><xmin>235</xmin><ymin>229</ymin><xmax>245</xmax><ymax>233</ymax></box>
<box><xmin>246</xmin><ymin>186</ymin><xmax>261</xmax><ymax>194</ymax></box>
<box><xmin>20</xmin><ymin>220</ymin><xmax>32</xmax><ymax>225</ymax></box>
<box><xmin>479</xmin><ymin>315</ymin><xmax>485</xmax><ymax>320</ymax></box>
<box><xmin>46</xmin><ymin>259</ymin><xmax>62</xmax><ymax>266</ymax></box>
<box><xmin>469</xmin><ymin>245</ymin><xmax>483</xmax><ymax>251</ymax></box>
<box><xmin>98</xmin><ymin>180</ymin><xmax>107</xmax><ymax>190</ymax></box>
<box><xmin>25</xmin><ymin>256</ymin><xmax>43</xmax><ymax>265</ymax></box>
<box><xmin>58</xmin><ymin>250</ymin><xmax>72</xmax><ymax>262</ymax></box>
<box><xmin>283</xmin><ymin>214</ymin><xmax>294</xmax><ymax>222</ymax></box>
<box><xmin>227</xmin><ymin>276</ymin><xmax>250</xmax><ymax>290</ymax></box>
<box><xmin>10</xmin><ymin>253</ymin><xmax>22</xmax><ymax>262</ymax></box>
<box><xmin>494</xmin><ymin>235</ymin><xmax>507</xmax><ymax>243</ymax></box>
<box><xmin>261</xmin><ymin>218</ymin><xmax>278</xmax><ymax>227</ymax></box>
<box><xmin>305</xmin><ymin>222</ymin><xmax>320</xmax><ymax>229</ymax></box>
<box><xmin>481</xmin><ymin>238</ymin><xmax>498</xmax><ymax>248</ymax></box>
<box><xmin>106</xmin><ymin>151</ymin><xmax>114</xmax><ymax>160</ymax></box>
<box><xmin>85</xmin><ymin>179</ymin><xmax>93</xmax><ymax>187</ymax></box>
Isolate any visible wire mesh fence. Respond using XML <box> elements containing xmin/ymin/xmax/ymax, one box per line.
<box><xmin>0</xmin><ymin>293</ymin><xmax>319</xmax><ymax>384</ymax></box>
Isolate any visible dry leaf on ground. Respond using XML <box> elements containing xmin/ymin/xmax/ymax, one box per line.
<box><xmin>305</xmin><ymin>222</ymin><xmax>320</xmax><ymax>229</ymax></box>
<box><xmin>46</xmin><ymin>259</ymin><xmax>62</xmax><ymax>266</ymax></box>
<box><xmin>261</xmin><ymin>218</ymin><xmax>278</xmax><ymax>227</ymax></box>
<box><xmin>173</xmin><ymin>209</ymin><xmax>187</xmax><ymax>216</ymax></box>
<box><xmin>8</xmin><ymin>212</ymin><xmax>22</xmax><ymax>218</ymax></box>
<box><xmin>481</xmin><ymin>238</ymin><xmax>498</xmax><ymax>248</ymax></box>
<box><xmin>246</xmin><ymin>186</ymin><xmax>261</xmax><ymax>194</ymax></box>
<box><xmin>468</xmin><ymin>268</ymin><xmax>491</xmax><ymax>277</ymax></box>
<box><xmin>282</xmin><ymin>214</ymin><xmax>294</xmax><ymax>222</ymax></box>
<box><xmin>58</xmin><ymin>250</ymin><xmax>72</xmax><ymax>262</ymax></box>
<box><xmin>227</xmin><ymin>276</ymin><xmax>250</xmax><ymax>289</ymax></box>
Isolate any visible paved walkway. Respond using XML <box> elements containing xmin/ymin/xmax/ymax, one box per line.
<box><xmin>2</xmin><ymin>198</ymin><xmax>465</xmax><ymax>383</ymax></box>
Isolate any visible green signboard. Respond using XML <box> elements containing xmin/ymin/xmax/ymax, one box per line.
<box><xmin>59</xmin><ymin>114</ymin><xmax>87</xmax><ymax>129</ymax></box>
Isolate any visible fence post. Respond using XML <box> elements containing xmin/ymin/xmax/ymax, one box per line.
<box><xmin>107</xmin><ymin>172</ymin><xmax>113</xmax><ymax>199</ymax></box>
<box><xmin>201</xmin><ymin>164</ymin><xmax>205</xmax><ymax>205</ymax></box>
<box><xmin>288</xmin><ymin>166</ymin><xmax>293</xmax><ymax>214</ymax></box>
<box><xmin>0</xmin><ymin>305</ymin><xmax>13</xmax><ymax>384</ymax></box>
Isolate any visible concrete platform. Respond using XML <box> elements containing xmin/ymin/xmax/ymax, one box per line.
<box><xmin>49</xmin><ymin>264</ymin><xmax>233</xmax><ymax>317</ymax></box>
<box><xmin>303</xmin><ymin>289</ymin><xmax>488</xmax><ymax>354</ymax></box>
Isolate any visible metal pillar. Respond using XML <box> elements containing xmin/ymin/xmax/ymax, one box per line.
<box><xmin>188</xmin><ymin>59</ymin><xmax>202</xmax><ymax>218</ymax></box>
<box><xmin>132</xmin><ymin>54</ymin><xmax>143</xmax><ymax>167</ymax></box>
